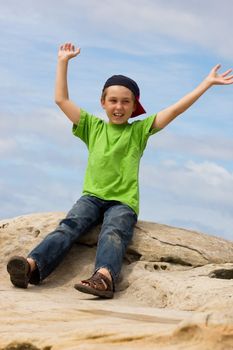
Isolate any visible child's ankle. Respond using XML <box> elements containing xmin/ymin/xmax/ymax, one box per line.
<box><xmin>97</xmin><ymin>267</ymin><xmax>112</xmax><ymax>281</ymax></box>
<box><xmin>27</xmin><ymin>258</ymin><xmax>36</xmax><ymax>272</ymax></box>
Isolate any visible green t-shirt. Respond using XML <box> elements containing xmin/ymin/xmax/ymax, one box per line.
<box><xmin>72</xmin><ymin>109</ymin><xmax>160</xmax><ymax>215</ymax></box>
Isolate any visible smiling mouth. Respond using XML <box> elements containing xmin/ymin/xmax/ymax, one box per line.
<box><xmin>113</xmin><ymin>113</ymin><xmax>124</xmax><ymax>117</ymax></box>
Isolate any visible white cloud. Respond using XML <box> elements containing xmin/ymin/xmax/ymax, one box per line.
<box><xmin>139</xmin><ymin>158</ymin><xmax>233</xmax><ymax>240</ymax></box>
<box><xmin>186</xmin><ymin>160</ymin><xmax>233</xmax><ymax>186</ymax></box>
<box><xmin>149</xmin><ymin>130</ymin><xmax>233</xmax><ymax>162</ymax></box>
<box><xmin>1</xmin><ymin>0</ymin><xmax>233</xmax><ymax>58</ymax></box>
<box><xmin>140</xmin><ymin>159</ymin><xmax>233</xmax><ymax>214</ymax></box>
<box><xmin>0</xmin><ymin>139</ymin><xmax>17</xmax><ymax>155</ymax></box>
<box><xmin>74</xmin><ymin>0</ymin><xmax>233</xmax><ymax>58</ymax></box>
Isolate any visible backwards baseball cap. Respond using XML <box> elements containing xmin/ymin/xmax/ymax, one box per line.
<box><xmin>102</xmin><ymin>75</ymin><xmax>146</xmax><ymax>118</ymax></box>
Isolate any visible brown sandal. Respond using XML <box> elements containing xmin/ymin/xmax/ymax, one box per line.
<box><xmin>7</xmin><ymin>256</ymin><xmax>31</xmax><ymax>289</ymax></box>
<box><xmin>74</xmin><ymin>271</ymin><xmax>114</xmax><ymax>299</ymax></box>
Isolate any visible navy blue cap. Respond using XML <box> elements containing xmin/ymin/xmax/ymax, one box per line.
<box><xmin>102</xmin><ymin>75</ymin><xmax>146</xmax><ymax>118</ymax></box>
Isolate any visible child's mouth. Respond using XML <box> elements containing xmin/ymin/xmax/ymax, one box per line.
<box><xmin>113</xmin><ymin>113</ymin><xmax>124</xmax><ymax>117</ymax></box>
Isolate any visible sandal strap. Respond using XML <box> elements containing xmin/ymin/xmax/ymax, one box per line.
<box><xmin>81</xmin><ymin>272</ymin><xmax>113</xmax><ymax>292</ymax></box>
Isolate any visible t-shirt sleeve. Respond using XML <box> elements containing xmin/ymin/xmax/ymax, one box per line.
<box><xmin>72</xmin><ymin>109</ymin><xmax>102</xmax><ymax>147</ymax></box>
<box><xmin>133</xmin><ymin>114</ymin><xmax>161</xmax><ymax>152</ymax></box>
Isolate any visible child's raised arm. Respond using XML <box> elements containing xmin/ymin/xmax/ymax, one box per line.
<box><xmin>153</xmin><ymin>64</ymin><xmax>233</xmax><ymax>130</ymax></box>
<box><xmin>55</xmin><ymin>42</ymin><xmax>81</xmax><ymax>124</ymax></box>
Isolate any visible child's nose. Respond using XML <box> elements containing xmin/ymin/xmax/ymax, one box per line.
<box><xmin>116</xmin><ymin>102</ymin><xmax>123</xmax><ymax>109</ymax></box>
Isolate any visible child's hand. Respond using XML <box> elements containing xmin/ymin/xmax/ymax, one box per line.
<box><xmin>206</xmin><ymin>64</ymin><xmax>233</xmax><ymax>86</ymax></box>
<box><xmin>58</xmin><ymin>42</ymin><xmax>81</xmax><ymax>61</ymax></box>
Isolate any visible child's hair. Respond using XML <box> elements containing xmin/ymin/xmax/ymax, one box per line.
<box><xmin>101</xmin><ymin>86</ymin><xmax>135</xmax><ymax>102</ymax></box>
<box><xmin>101</xmin><ymin>75</ymin><xmax>146</xmax><ymax>118</ymax></box>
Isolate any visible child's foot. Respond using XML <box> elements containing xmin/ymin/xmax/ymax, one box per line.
<box><xmin>74</xmin><ymin>270</ymin><xmax>114</xmax><ymax>299</ymax></box>
<box><xmin>7</xmin><ymin>256</ymin><xmax>31</xmax><ymax>288</ymax></box>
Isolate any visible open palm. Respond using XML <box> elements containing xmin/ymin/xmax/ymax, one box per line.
<box><xmin>207</xmin><ymin>64</ymin><xmax>233</xmax><ymax>85</ymax></box>
<box><xmin>58</xmin><ymin>42</ymin><xmax>81</xmax><ymax>61</ymax></box>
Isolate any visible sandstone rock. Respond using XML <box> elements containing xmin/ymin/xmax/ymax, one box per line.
<box><xmin>1</xmin><ymin>212</ymin><xmax>233</xmax><ymax>350</ymax></box>
<box><xmin>129</xmin><ymin>221</ymin><xmax>233</xmax><ymax>266</ymax></box>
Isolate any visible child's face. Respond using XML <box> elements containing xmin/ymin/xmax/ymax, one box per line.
<box><xmin>101</xmin><ymin>86</ymin><xmax>136</xmax><ymax>124</ymax></box>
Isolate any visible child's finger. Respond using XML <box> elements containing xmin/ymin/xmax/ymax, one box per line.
<box><xmin>224</xmin><ymin>74</ymin><xmax>233</xmax><ymax>81</ymax></box>
<box><xmin>221</xmin><ymin>68</ymin><xmax>233</xmax><ymax>77</ymax></box>
<box><xmin>64</xmin><ymin>42</ymin><xmax>72</xmax><ymax>50</ymax></box>
<box><xmin>212</xmin><ymin>63</ymin><xmax>221</xmax><ymax>73</ymax></box>
<box><xmin>75</xmin><ymin>47</ymin><xmax>81</xmax><ymax>55</ymax></box>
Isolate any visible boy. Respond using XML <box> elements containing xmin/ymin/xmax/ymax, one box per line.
<box><xmin>7</xmin><ymin>42</ymin><xmax>233</xmax><ymax>298</ymax></box>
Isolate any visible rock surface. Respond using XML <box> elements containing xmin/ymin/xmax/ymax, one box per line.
<box><xmin>1</xmin><ymin>212</ymin><xmax>233</xmax><ymax>350</ymax></box>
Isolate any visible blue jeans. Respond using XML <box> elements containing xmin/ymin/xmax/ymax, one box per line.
<box><xmin>28</xmin><ymin>195</ymin><xmax>137</xmax><ymax>287</ymax></box>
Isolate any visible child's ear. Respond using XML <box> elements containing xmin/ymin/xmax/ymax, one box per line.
<box><xmin>101</xmin><ymin>98</ymin><xmax>106</xmax><ymax>109</ymax></box>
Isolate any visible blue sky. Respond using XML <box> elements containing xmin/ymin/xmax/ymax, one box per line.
<box><xmin>1</xmin><ymin>0</ymin><xmax>233</xmax><ymax>241</ymax></box>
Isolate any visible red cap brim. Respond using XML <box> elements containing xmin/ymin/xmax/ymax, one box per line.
<box><xmin>131</xmin><ymin>97</ymin><xmax>146</xmax><ymax>118</ymax></box>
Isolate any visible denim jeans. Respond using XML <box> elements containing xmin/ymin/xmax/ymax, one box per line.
<box><xmin>28</xmin><ymin>195</ymin><xmax>137</xmax><ymax>287</ymax></box>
